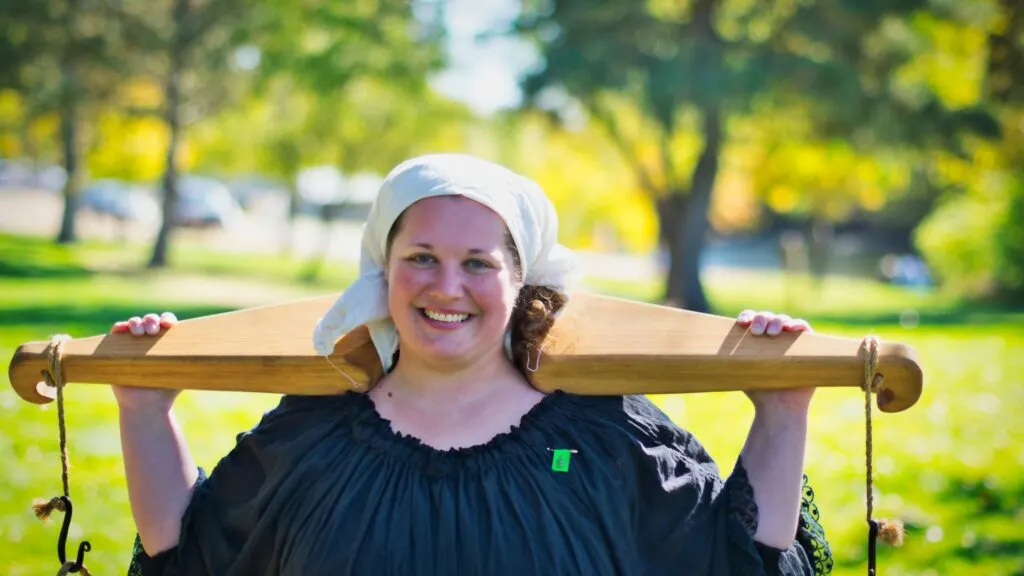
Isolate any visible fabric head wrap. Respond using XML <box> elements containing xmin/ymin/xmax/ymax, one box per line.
<box><xmin>312</xmin><ymin>153</ymin><xmax>582</xmax><ymax>373</ymax></box>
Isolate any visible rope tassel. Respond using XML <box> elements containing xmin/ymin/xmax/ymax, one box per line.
<box><xmin>862</xmin><ymin>335</ymin><xmax>905</xmax><ymax>575</ymax></box>
<box><xmin>32</xmin><ymin>496</ymin><xmax>67</xmax><ymax>521</ymax></box>
<box><xmin>32</xmin><ymin>335</ymin><xmax>93</xmax><ymax>576</ymax></box>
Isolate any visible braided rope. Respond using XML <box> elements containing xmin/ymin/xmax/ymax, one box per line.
<box><xmin>861</xmin><ymin>336</ymin><xmax>904</xmax><ymax>576</ymax></box>
<box><xmin>31</xmin><ymin>335</ymin><xmax>93</xmax><ymax>575</ymax></box>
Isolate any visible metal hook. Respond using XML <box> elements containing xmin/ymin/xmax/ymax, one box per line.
<box><xmin>526</xmin><ymin>342</ymin><xmax>547</xmax><ymax>373</ymax></box>
<box><xmin>56</xmin><ymin>496</ymin><xmax>91</xmax><ymax>573</ymax></box>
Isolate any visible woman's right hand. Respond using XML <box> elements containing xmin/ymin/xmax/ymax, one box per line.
<box><xmin>111</xmin><ymin>312</ymin><xmax>182</xmax><ymax>411</ymax></box>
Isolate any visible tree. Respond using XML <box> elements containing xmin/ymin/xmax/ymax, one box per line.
<box><xmin>0</xmin><ymin>0</ymin><xmax>126</xmax><ymax>243</ymax></box>
<box><xmin>247</xmin><ymin>0</ymin><xmax>449</xmax><ymax>255</ymax></box>
<box><xmin>104</xmin><ymin>0</ymin><xmax>259</xmax><ymax>267</ymax></box>
<box><xmin>106</xmin><ymin>0</ymin><xmax>449</xmax><ymax>268</ymax></box>
<box><xmin>913</xmin><ymin>0</ymin><xmax>1024</xmax><ymax>300</ymax></box>
<box><xmin>515</xmin><ymin>0</ymin><xmax>998</xmax><ymax>311</ymax></box>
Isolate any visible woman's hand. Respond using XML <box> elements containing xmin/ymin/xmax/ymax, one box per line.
<box><xmin>110</xmin><ymin>312</ymin><xmax>182</xmax><ymax>411</ymax></box>
<box><xmin>111</xmin><ymin>312</ymin><xmax>178</xmax><ymax>337</ymax></box>
<box><xmin>736</xmin><ymin>309</ymin><xmax>816</xmax><ymax>413</ymax></box>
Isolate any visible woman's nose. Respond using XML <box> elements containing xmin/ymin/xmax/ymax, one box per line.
<box><xmin>429</xmin><ymin>263</ymin><xmax>464</xmax><ymax>298</ymax></box>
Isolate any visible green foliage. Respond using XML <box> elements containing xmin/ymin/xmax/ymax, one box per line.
<box><xmin>250</xmin><ymin>0</ymin><xmax>445</xmax><ymax>95</ymax></box>
<box><xmin>212</xmin><ymin>0</ymin><xmax>451</xmax><ymax>183</ymax></box>
<box><xmin>513</xmin><ymin>0</ymin><xmax>1008</xmax><ymax>311</ymax></box>
<box><xmin>2</xmin><ymin>233</ymin><xmax>1023</xmax><ymax>576</ymax></box>
<box><xmin>997</xmin><ymin>180</ymin><xmax>1024</xmax><ymax>297</ymax></box>
<box><xmin>916</xmin><ymin>177</ymin><xmax>1024</xmax><ymax>300</ymax></box>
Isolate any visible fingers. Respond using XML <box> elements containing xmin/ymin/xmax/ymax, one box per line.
<box><xmin>736</xmin><ymin>309</ymin><xmax>756</xmax><ymax>326</ymax></box>
<box><xmin>766</xmin><ymin>314</ymin><xmax>791</xmax><ymax>336</ymax></box>
<box><xmin>784</xmin><ymin>318</ymin><xmax>813</xmax><ymax>333</ymax></box>
<box><xmin>159</xmin><ymin>312</ymin><xmax>178</xmax><ymax>328</ymax></box>
<box><xmin>111</xmin><ymin>312</ymin><xmax>177</xmax><ymax>336</ymax></box>
<box><xmin>738</xmin><ymin>310</ymin><xmax>814</xmax><ymax>336</ymax></box>
<box><xmin>143</xmin><ymin>313</ymin><xmax>161</xmax><ymax>335</ymax></box>
<box><xmin>128</xmin><ymin>316</ymin><xmax>145</xmax><ymax>336</ymax></box>
<box><xmin>745</xmin><ymin>311</ymin><xmax>771</xmax><ymax>335</ymax></box>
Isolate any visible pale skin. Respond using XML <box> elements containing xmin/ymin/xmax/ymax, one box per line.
<box><xmin>113</xmin><ymin>196</ymin><xmax>816</xmax><ymax>555</ymax></box>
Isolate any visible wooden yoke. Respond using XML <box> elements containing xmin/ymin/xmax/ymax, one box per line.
<box><xmin>8</xmin><ymin>292</ymin><xmax>923</xmax><ymax>412</ymax></box>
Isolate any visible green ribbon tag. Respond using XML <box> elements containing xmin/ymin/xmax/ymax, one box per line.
<box><xmin>551</xmin><ymin>449</ymin><xmax>572</xmax><ymax>472</ymax></box>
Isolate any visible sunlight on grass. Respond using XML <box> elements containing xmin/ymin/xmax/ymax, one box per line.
<box><xmin>2</xmin><ymin>234</ymin><xmax>1021</xmax><ymax>575</ymax></box>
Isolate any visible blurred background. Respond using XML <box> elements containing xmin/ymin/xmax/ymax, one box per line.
<box><xmin>0</xmin><ymin>0</ymin><xmax>1021</xmax><ymax>574</ymax></box>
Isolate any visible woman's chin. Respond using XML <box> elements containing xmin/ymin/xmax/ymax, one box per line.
<box><xmin>404</xmin><ymin>338</ymin><xmax>500</xmax><ymax>369</ymax></box>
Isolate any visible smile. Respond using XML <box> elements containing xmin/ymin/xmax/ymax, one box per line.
<box><xmin>421</xmin><ymin>309</ymin><xmax>471</xmax><ymax>323</ymax></box>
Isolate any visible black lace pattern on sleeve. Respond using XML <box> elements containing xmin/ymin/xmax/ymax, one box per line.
<box><xmin>725</xmin><ymin>458</ymin><xmax>759</xmax><ymax>537</ymax></box>
<box><xmin>726</xmin><ymin>459</ymin><xmax>834</xmax><ymax>575</ymax></box>
<box><xmin>127</xmin><ymin>534</ymin><xmax>145</xmax><ymax>576</ymax></box>
<box><xmin>796</xmin><ymin>473</ymin><xmax>834</xmax><ymax>575</ymax></box>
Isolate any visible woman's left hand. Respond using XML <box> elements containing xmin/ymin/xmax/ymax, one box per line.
<box><xmin>736</xmin><ymin>310</ymin><xmax>816</xmax><ymax>413</ymax></box>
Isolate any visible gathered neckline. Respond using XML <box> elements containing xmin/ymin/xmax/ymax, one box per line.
<box><xmin>342</xmin><ymin>388</ymin><xmax>572</xmax><ymax>474</ymax></box>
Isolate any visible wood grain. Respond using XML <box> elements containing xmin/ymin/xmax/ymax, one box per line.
<box><xmin>8</xmin><ymin>292</ymin><xmax>923</xmax><ymax>412</ymax></box>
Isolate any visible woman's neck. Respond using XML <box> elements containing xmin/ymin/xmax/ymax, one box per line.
<box><xmin>374</xmin><ymin>349</ymin><xmax>530</xmax><ymax>412</ymax></box>
<box><xmin>368</xmin><ymin>349</ymin><xmax>546</xmax><ymax>450</ymax></box>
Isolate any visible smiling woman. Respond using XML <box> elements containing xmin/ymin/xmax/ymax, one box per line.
<box><xmin>116</xmin><ymin>153</ymin><xmax>832</xmax><ymax>575</ymax></box>
<box><xmin>384</xmin><ymin>197</ymin><xmax>521</xmax><ymax>373</ymax></box>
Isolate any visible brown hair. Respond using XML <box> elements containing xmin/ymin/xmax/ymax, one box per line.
<box><xmin>509</xmin><ymin>284</ymin><xmax>566</xmax><ymax>376</ymax></box>
<box><xmin>386</xmin><ymin>208</ymin><xmax>566</xmax><ymax>377</ymax></box>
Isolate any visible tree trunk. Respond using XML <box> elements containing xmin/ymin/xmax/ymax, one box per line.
<box><xmin>55</xmin><ymin>95</ymin><xmax>82</xmax><ymax>244</ymax></box>
<box><xmin>658</xmin><ymin>192</ymin><xmax>686</xmax><ymax>306</ymax></box>
<box><xmin>807</xmin><ymin>214</ymin><xmax>833</xmax><ymax>288</ymax></box>
<box><xmin>55</xmin><ymin>0</ymin><xmax>82</xmax><ymax>245</ymax></box>
<box><xmin>149</xmin><ymin>0</ymin><xmax>188</xmax><ymax>268</ymax></box>
<box><xmin>280</xmin><ymin>184</ymin><xmax>300</xmax><ymax>256</ymax></box>
<box><xmin>663</xmin><ymin>105</ymin><xmax>722</xmax><ymax>313</ymax></box>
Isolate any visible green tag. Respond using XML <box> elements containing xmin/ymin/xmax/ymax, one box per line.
<box><xmin>551</xmin><ymin>449</ymin><xmax>572</xmax><ymax>472</ymax></box>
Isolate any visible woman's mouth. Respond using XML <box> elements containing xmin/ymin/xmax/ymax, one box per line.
<box><xmin>420</xmin><ymin>308</ymin><xmax>471</xmax><ymax>326</ymax></box>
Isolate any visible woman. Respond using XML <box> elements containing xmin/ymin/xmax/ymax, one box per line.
<box><xmin>115</xmin><ymin>153</ymin><xmax>832</xmax><ymax>575</ymax></box>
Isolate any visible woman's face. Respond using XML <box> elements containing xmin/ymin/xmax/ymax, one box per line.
<box><xmin>386</xmin><ymin>196</ymin><xmax>520</xmax><ymax>371</ymax></box>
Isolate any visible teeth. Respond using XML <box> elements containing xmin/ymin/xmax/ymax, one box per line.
<box><xmin>424</xmin><ymin>309</ymin><xmax>469</xmax><ymax>323</ymax></box>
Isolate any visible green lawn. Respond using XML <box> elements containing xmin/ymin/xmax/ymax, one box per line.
<box><xmin>1</xmin><ymin>233</ymin><xmax>1021</xmax><ymax>575</ymax></box>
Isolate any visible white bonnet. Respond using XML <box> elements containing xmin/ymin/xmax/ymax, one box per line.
<box><xmin>312</xmin><ymin>153</ymin><xmax>581</xmax><ymax>372</ymax></box>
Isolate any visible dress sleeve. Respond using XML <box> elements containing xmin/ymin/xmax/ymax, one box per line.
<box><xmin>730</xmin><ymin>460</ymin><xmax>834</xmax><ymax>575</ymax></box>
<box><xmin>126</xmin><ymin>468</ymin><xmax>208</xmax><ymax>576</ymax></box>
<box><xmin>615</xmin><ymin>395</ymin><xmax>831</xmax><ymax>575</ymax></box>
<box><xmin>124</xmin><ymin>395</ymin><xmax>323</xmax><ymax>576</ymax></box>
<box><xmin>795</xmin><ymin>473</ymin><xmax>834</xmax><ymax>575</ymax></box>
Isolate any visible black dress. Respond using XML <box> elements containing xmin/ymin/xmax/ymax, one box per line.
<box><xmin>128</xmin><ymin>391</ymin><xmax>833</xmax><ymax>575</ymax></box>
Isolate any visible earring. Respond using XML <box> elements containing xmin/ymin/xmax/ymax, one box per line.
<box><xmin>503</xmin><ymin>327</ymin><xmax>514</xmax><ymax>360</ymax></box>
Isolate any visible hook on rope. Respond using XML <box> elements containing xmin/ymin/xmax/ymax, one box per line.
<box><xmin>56</xmin><ymin>496</ymin><xmax>91</xmax><ymax>573</ymax></box>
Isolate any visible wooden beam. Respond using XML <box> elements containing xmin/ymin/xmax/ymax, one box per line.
<box><xmin>8</xmin><ymin>292</ymin><xmax>922</xmax><ymax>412</ymax></box>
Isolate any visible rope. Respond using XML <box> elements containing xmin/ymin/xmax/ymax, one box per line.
<box><xmin>32</xmin><ymin>335</ymin><xmax>73</xmax><ymax>519</ymax></box>
<box><xmin>52</xmin><ymin>334</ymin><xmax>71</xmax><ymax>500</ymax></box>
<box><xmin>323</xmin><ymin>354</ymin><xmax>364</xmax><ymax>390</ymax></box>
<box><xmin>30</xmin><ymin>335</ymin><xmax>93</xmax><ymax>575</ymax></box>
<box><xmin>861</xmin><ymin>335</ymin><xmax>904</xmax><ymax>576</ymax></box>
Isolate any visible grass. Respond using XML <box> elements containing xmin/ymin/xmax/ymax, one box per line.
<box><xmin>1</xmin><ymin>232</ymin><xmax>1022</xmax><ymax>575</ymax></box>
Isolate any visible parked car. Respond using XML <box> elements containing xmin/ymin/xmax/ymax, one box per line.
<box><xmin>79</xmin><ymin>179</ymin><xmax>160</xmax><ymax>224</ymax></box>
<box><xmin>174</xmin><ymin>175</ymin><xmax>244</xmax><ymax>229</ymax></box>
<box><xmin>79</xmin><ymin>175</ymin><xmax>244</xmax><ymax>229</ymax></box>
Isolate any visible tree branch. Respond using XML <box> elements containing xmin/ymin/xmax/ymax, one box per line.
<box><xmin>184</xmin><ymin>0</ymin><xmax>246</xmax><ymax>46</ymax></box>
<box><xmin>100</xmin><ymin>0</ymin><xmax>165</xmax><ymax>50</ymax></box>
<box><xmin>660</xmin><ymin>128</ymin><xmax>677</xmax><ymax>191</ymax></box>
<box><xmin>587</xmin><ymin>96</ymin><xmax>661</xmax><ymax>197</ymax></box>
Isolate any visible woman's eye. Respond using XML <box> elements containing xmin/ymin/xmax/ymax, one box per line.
<box><xmin>465</xmin><ymin>259</ymin><xmax>492</xmax><ymax>270</ymax></box>
<box><xmin>408</xmin><ymin>254</ymin><xmax>436</xmax><ymax>265</ymax></box>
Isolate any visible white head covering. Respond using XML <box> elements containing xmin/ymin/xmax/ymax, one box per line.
<box><xmin>311</xmin><ymin>153</ymin><xmax>582</xmax><ymax>372</ymax></box>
